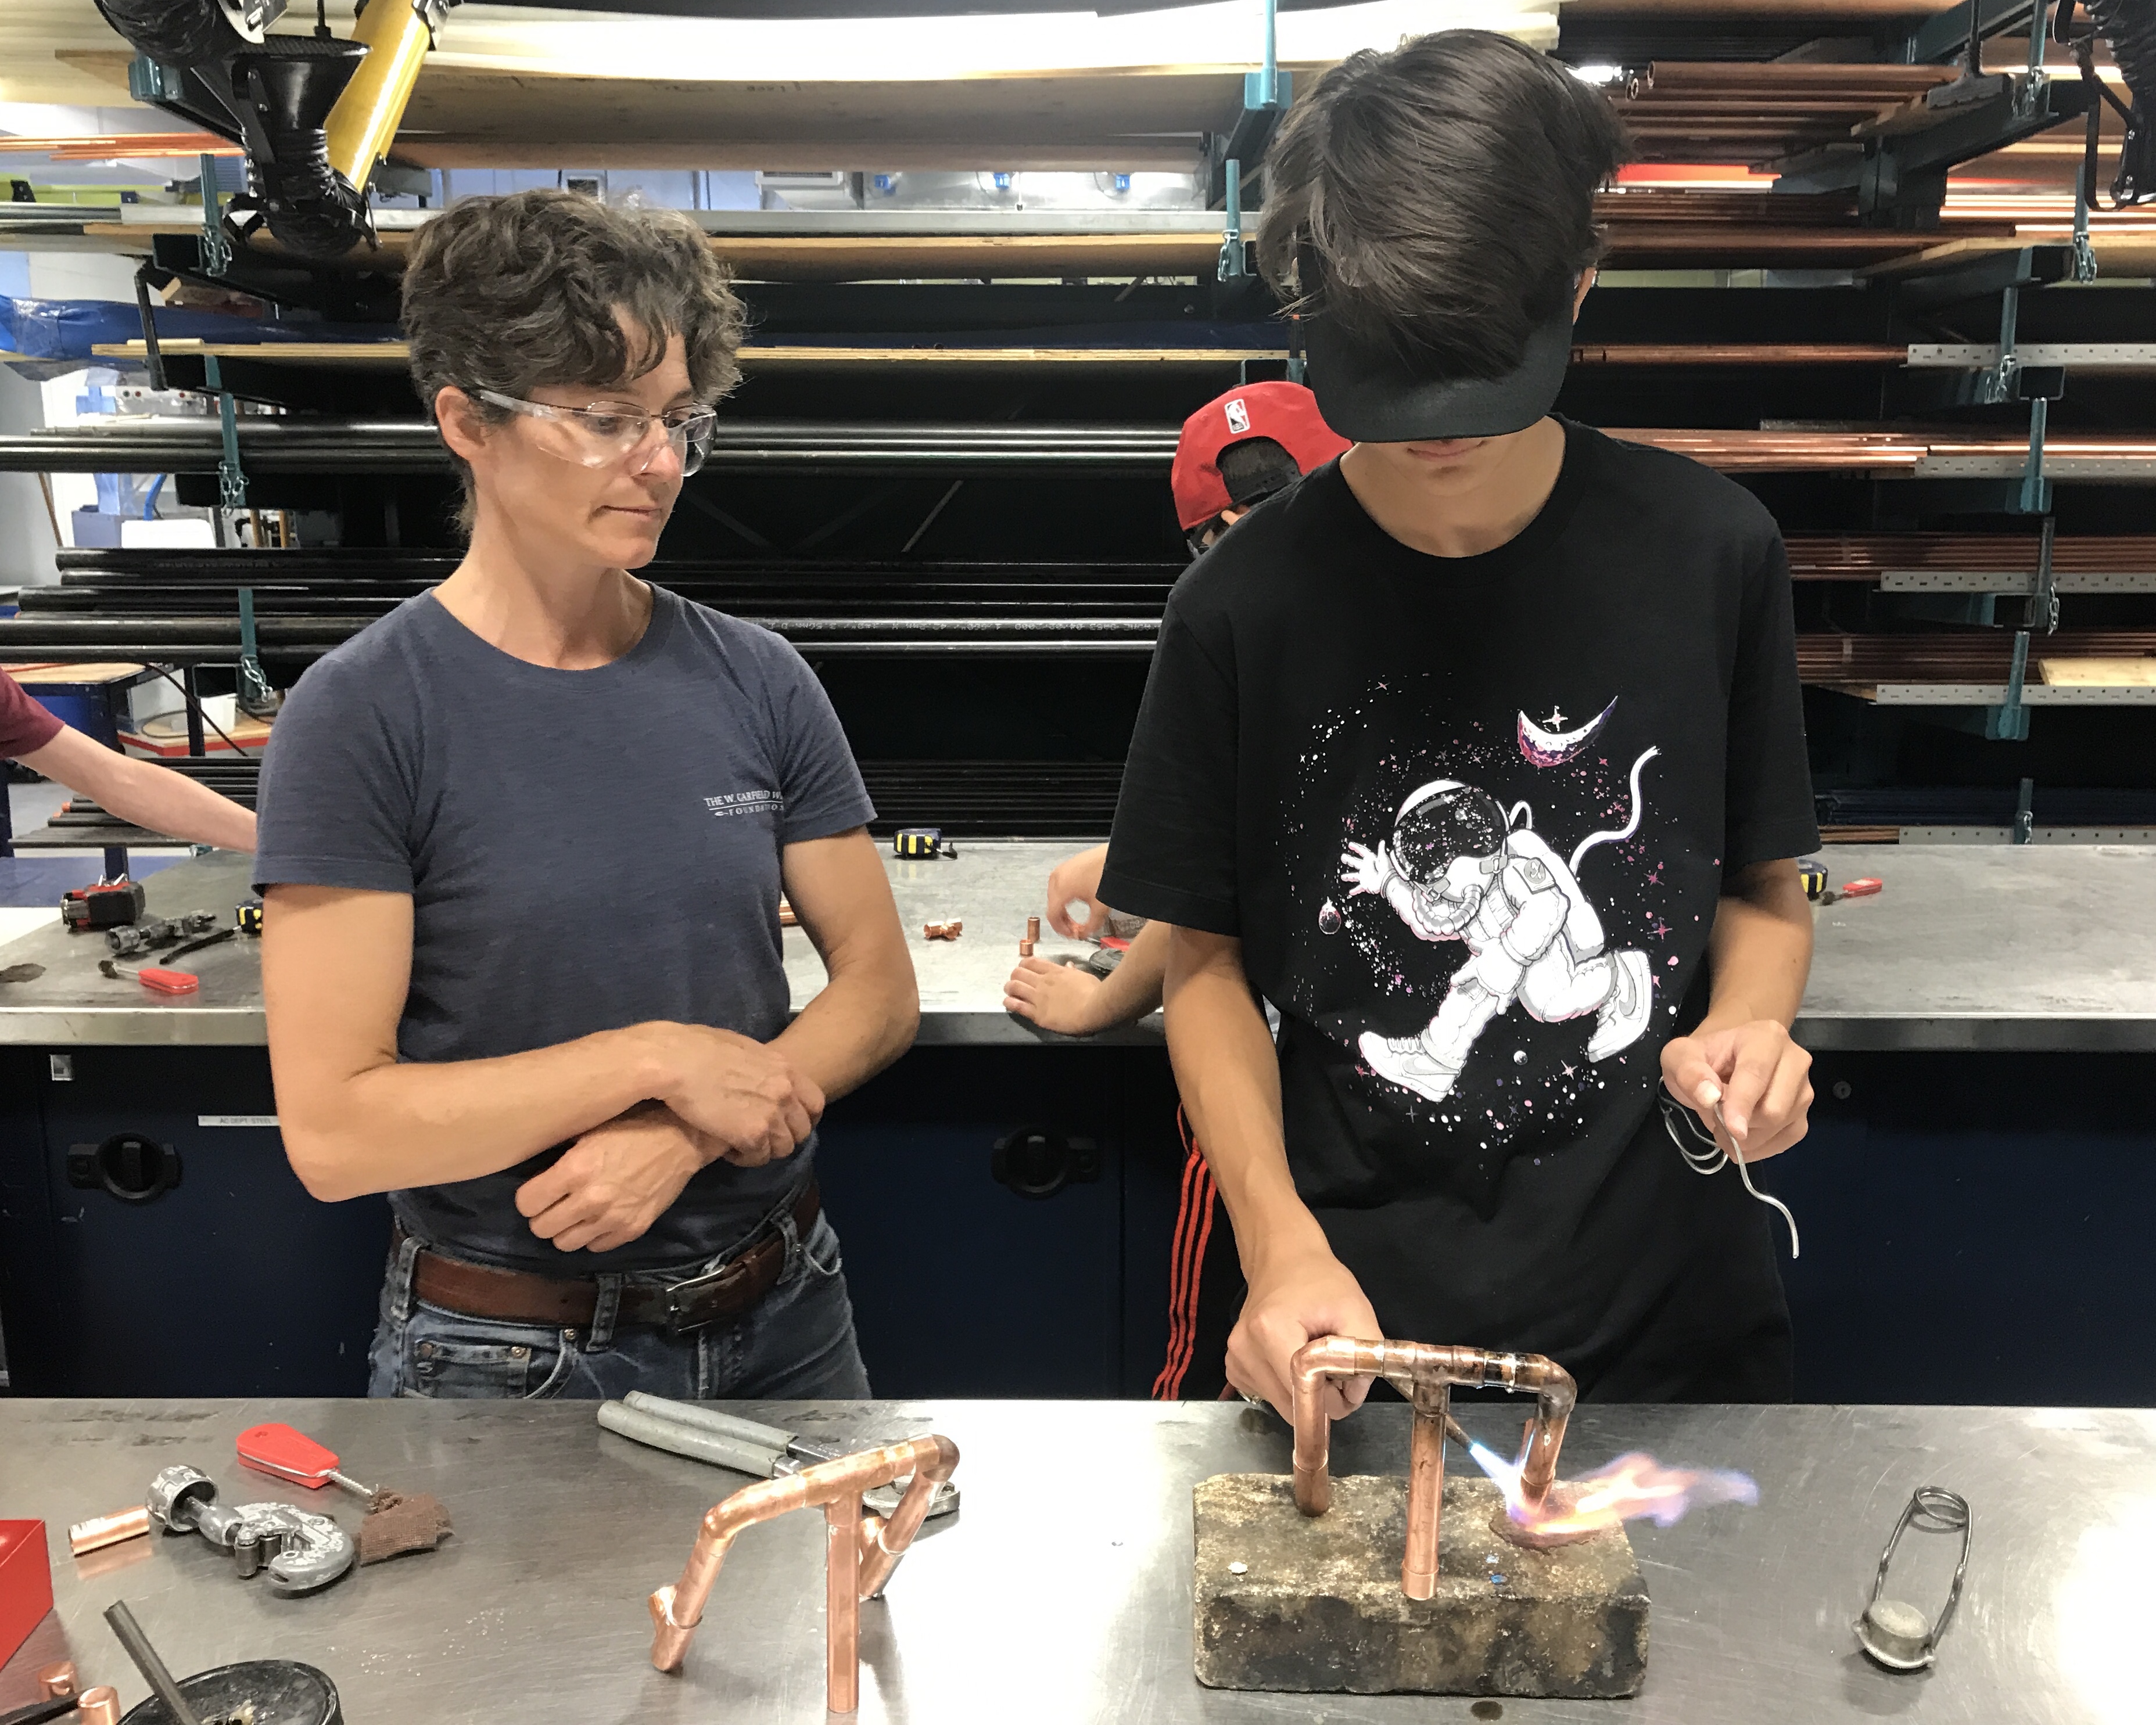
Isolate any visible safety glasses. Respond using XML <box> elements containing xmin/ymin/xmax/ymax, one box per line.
<box><xmin>473</xmin><ymin>389</ymin><xmax>719</xmax><ymax>476</ymax></box>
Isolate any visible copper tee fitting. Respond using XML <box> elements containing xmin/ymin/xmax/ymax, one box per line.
<box><xmin>1288</xmin><ymin>1336</ymin><xmax>1576</xmax><ymax>1601</ymax></box>
<box><xmin>648</xmin><ymin>1433</ymin><xmax>959</xmax><ymax>1714</ymax></box>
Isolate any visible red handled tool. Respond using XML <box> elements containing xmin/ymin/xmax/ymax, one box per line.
<box><xmin>236</xmin><ymin>1424</ymin><xmax>377</xmax><ymax>1500</ymax></box>
<box><xmin>1841</xmin><ymin>878</ymin><xmax>1884</xmax><ymax>899</ymax></box>
<box><xmin>96</xmin><ymin>959</ymin><xmax>198</xmax><ymax>996</ymax></box>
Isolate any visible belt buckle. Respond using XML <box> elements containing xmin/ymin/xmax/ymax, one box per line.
<box><xmin>659</xmin><ymin>1259</ymin><xmax>745</xmax><ymax>1338</ymax></box>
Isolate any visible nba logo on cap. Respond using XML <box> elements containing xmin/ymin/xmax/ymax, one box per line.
<box><xmin>1225</xmin><ymin>398</ymin><xmax>1251</xmax><ymax>435</ymax></box>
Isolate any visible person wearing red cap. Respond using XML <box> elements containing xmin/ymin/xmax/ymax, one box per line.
<box><xmin>1003</xmin><ymin>381</ymin><xmax>1349</xmax><ymax>1040</ymax></box>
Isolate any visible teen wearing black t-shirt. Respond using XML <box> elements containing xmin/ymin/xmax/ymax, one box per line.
<box><xmin>1099</xmin><ymin>31</ymin><xmax>1820</xmax><ymax>1414</ymax></box>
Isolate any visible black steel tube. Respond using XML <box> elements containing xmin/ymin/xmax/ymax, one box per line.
<box><xmin>102</xmin><ymin>1602</ymin><xmax>204</xmax><ymax>1725</ymax></box>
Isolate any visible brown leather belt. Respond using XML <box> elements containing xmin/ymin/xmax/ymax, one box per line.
<box><xmin>404</xmin><ymin>1182</ymin><xmax>819</xmax><ymax>1338</ymax></box>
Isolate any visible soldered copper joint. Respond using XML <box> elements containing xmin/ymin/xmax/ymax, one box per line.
<box><xmin>1289</xmin><ymin>1336</ymin><xmax>1576</xmax><ymax>1601</ymax></box>
<box><xmin>923</xmin><ymin>920</ymin><xmax>963</xmax><ymax>941</ymax></box>
<box><xmin>647</xmin><ymin>1433</ymin><xmax>959</xmax><ymax>1714</ymax></box>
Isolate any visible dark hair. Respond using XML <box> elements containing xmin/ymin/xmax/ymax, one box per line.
<box><xmin>401</xmin><ymin>189</ymin><xmax>746</xmax><ymax>529</ymax></box>
<box><xmin>1218</xmin><ymin>436</ymin><xmax>1303</xmax><ymax>510</ymax></box>
<box><xmin>1257</xmin><ymin>31</ymin><xmax>1629</xmax><ymax>378</ymax></box>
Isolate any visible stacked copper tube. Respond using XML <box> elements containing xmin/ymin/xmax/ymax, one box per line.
<box><xmin>1019</xmin><ymin>915</ymin><xmax>1039</xmax><ymax>958</ymax></box>
<box><xmin>1786</xmin><ymin>534</ymin><xmax>2156</xmax><ymax>580</ymax></box>
<box><xmin>1796</xmin><ymin>628</ymin><xmax>2156</xmax><ymax>684</ymax></box>
<box><xmin>1610</xmin><ymin>429</ymin><xmax>2156</xmax><ymax>474</ymax></box>
<box><xmin>1600</xmin><ymin>62</ymin><xmax>1960</xmax><ymax>163</ymax></box>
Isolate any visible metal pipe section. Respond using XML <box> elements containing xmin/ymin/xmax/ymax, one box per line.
<box><xmin>648</xmin><ymin>1434</ymin><xmax>959</xmax><ymax>1699</ymax></box>
<box><xmin>825</xmin><ymin>1493</ymin><xmax>862</xmax><ymax>1713</ymax></box>
<box><xmin>1290</xmin><ymin>1336</ymin><xmax>1577</xmax><ymax>1593</ymax></box>
<box><xmin>1403</xmin><ymin>1403</ymin><xmax>1446</xmax><ymax>1601</ymax></box>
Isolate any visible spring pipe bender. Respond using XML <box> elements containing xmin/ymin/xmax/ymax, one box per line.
<box><xmin>647</xmin><ymin>1433</ymin><xmax>960</xmax><ymax>1713</ymax></box>
<box><xmin>1290</xmin><ymin>1338</ymin><xmax>1576</xmax><ymax>1601</ymax></box>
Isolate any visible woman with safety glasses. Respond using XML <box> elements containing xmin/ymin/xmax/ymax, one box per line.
<box><xmin>253</xmin><ymin>190</ymin><xmax>917</xmax><ymax>1401</ymax></box>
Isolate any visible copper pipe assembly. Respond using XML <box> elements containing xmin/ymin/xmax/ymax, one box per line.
<box><xmin>923</xmin><ymin>919</ymin><xmax>962</xmax><ymax>940</ymax></box>
<box><xmin>648</xmin><ymin>1433</ymin><xmax>959</xmax><ymax>1714</ymax></box>
<box><xmin>1289</xmin><ymin>1336</ymin><xmax>1577</xmax><ymax>1602</ymax></box>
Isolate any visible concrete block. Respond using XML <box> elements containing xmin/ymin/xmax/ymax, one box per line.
<box><xmin>1192</xmin><ymin>1472</ymin><xmax>1649</xmax><ymax>1697</ymax></box>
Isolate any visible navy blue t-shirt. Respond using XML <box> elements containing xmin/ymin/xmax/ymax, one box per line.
<box><xmin>254</xmin><ymin>584</ymin><xmax>874</xmax><ymax>1271</ymax></box>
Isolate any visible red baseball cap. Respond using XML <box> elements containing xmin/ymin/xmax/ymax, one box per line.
<box><xmin>1170</xmin><ymin>380</ymin><xmax>1353</xmax><ymax>530</ymax></box>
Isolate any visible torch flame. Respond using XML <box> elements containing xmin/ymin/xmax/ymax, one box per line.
<box><xmin>1468</xmin><ymin>1439</ymin><xmax>1757</xmax><ymax>1537</ymax></box>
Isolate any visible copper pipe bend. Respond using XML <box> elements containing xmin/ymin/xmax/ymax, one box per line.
<box><xmin>648</xmin><ymin>1433</ymin><xmax>960</xmax><ymax>1684</ymax></box>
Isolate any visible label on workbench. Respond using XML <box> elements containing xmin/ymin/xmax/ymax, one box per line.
<box><xmin>197</xmin><ymin>1115</ymin><xmax>279</xmax><ymax>1127</ymax></box>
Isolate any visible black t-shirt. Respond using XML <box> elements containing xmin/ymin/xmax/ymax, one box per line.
<box><xmin>1100</xmin><ymin>421</ymin><xmax>1820</xmax><ymax>1399</ymax></box>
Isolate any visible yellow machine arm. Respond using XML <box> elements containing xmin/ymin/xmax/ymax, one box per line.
<box><xmin>325</xmin><ymin>0</ymin><xmax>450</xmax><ymax>192</ymax></box>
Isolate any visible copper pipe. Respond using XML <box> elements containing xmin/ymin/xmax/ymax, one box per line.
<box><xmin>38</xmin><ymin>1662</ymin><xmax>77</xmax><ymax>1700</ymax></box>
<box><xmin>1402</xmin><ymin>1406</ymin><xmax>1445</xmax><ymax>1601</ymax></box>
<box><xmin>1026</xmin><ymin>915</ymin><xmax>1041</xmax><ymax>943</ymax></box>
<box><xmin>69</xmin><ymin>1506</ymin><xmax>150</xmax><ymax>1556</ymax></box>
<box><xmin>1018</xmin><ymin>939</ymin><xmax>1035</xmax><ymax>957</ymax></box>
<box><xmin>75</xmin><ymin>1690</ymin><xmax>120</xmax><ymax>1725</ymax></box>
<box><xmin>648</xmin><ymin>1433</ymin><xmax>959</xmax><ymax>1706</ymax></box>
<box><xmin>826</xmin><ymin>1493</ymin><xmax>862</xmax><ymax>1714</ymax></box>
<box><xmin>1290</xmin><ymin>1336</ymin><xmax>1577</xmax><ymax>1598</ymax></box>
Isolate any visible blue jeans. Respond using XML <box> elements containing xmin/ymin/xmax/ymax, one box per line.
<box><xmin>366</xmin><ymin>1206</ymin><xmax>871</xmax><ymax>1401</ymax></box>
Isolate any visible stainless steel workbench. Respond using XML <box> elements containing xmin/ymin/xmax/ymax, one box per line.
<box><xmin>0</xmin><ymin>842</ymin><xmax>2151</xmax><ymax>1049</ymax></box>
<box><xmin>0</xmin><ymin>1397</ymin><xmax>2144</xmax><ymax>1724</ymax></box>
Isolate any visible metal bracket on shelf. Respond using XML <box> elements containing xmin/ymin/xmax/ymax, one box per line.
<box><xmin>1217</xmin><ymin>159</ymin><xmax>1247</xmax><ymax>282</ymax></box>
<box><xmin>196</xmin><ymin>149</ymin><xmax>232</xmax><ymax>278</ymax></box>
<box><xmin>2026</xmin><ymin>513</ymin><xmax>2060</xmax><ymax>632</ymax></box>
<box><xmin>2019</xmin><ymin>393</ymin><xmax>2050</xmax><ymax>516</ymax></box>
<box><xmin>1976</xmin><ymin>285</ymin><xmax>2022</xmax><ymax>403</ymax></box>
<box><xmin>1986</xmin><ymin>628</ymin><xmax>2033</xmax><ymax>740</ymax></box>
<box><xmin>203</xmin><ymin>353</ymin><xmax>247</xmax><ymax>516</ymax></box>
<box><xmin>2014</xmin><ymin>776</ymin><xmax>2036</xmax><ymax>843</ymax></box>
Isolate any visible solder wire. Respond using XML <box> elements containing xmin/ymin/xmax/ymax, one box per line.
<box><xmin>1658</xmin><ymin>1083</ymin><xmax>1801</xmax><ymax>1258</ymax></box>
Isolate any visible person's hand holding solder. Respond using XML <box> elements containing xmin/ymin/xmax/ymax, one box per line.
<box><xmin>1045</xmin><ymin>844</ymin><xmax>1112</xmax><ymax>937</ymax></box>
<box><xmin>1660</xmin><ymin>1019</ymin><xmax>1813</xmax><ymax>1164</ymax></box>
<box><xmin>515</xmin><ymin>1101</ymin><xmax>716</xmax><ymax>1253</ymax></box>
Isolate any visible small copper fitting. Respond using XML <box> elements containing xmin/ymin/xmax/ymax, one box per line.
<box><xmin>75</xmin><ymin>1688</ymin><xmax>121</xmax><ymax>1725</ymax></box>
<box><xmin>648</xmin><ymin>1434</ymin><xmax>960</xmax><ymax>1714</ymax></box>
<box><xmin>1289</xmin><ymin>1336</ymin><xmax>1576</xmax><ymax>1601</ymax></box>
<box><xmin>38</xmin><ymin>1662</ymin><xmax>77</xmax><ymax>1700</ymax></box>
<box><xmin>1026</xmin><ymin>915</ymin><xmax>1041</xmax><ymax>943</ymax></box>
<box><xmin>1018</xmin><ymin>939</ymin><xmax>1035</xmax><ymax>958</ymax></box>
<box><xmin>777</xmin><ymin>897</ymin><xmax>798</xmax><ymax>928</ymax></box>
<box><xmin>69</xmin><ymin>1505</ymin><xmax>150</xmax><ymax>1556</ymax></box>
<box><xmin>923</xmin><ymin>920</ymin><xmax>962</xmax><ymax>941</ymax></box>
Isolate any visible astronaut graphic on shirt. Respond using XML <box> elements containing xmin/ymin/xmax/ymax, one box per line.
<box><xmin>1340</xmin><ymin>749</ymin><xmax>1659</xmax><ymax>1104</ymax></box>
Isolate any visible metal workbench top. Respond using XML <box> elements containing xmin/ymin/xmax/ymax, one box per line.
<box><xmin>0</xmin><ymin>842</ymin><xmax>2150</xmax><ymax>1050</ymax></box>
<box><xmin>0</xmin><ymin>1397</ymin><xmax>2143</xmax><ymax>1724</ymax></box>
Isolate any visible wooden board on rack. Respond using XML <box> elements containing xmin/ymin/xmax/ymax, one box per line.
<box><xmin>1861</xmin><ymin>233</ymin><xmax>2156</xmax><ymax>278</ymax></box>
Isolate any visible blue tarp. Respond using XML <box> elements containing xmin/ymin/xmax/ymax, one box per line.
<box><xmin>0</xmin><ymin>296</ymin><xmax>393</xmax><ymax>361</ymax></box>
